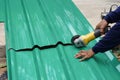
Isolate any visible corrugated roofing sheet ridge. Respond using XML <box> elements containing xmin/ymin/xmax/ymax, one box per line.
<box><xmin>0</xmin><ymin>0</ymin><xmax>5</xmax><ymax>22</ymax></box>
<box><xmin>5</xmin><ymin>0</ymin><xmax>94</xmax><ymax>50</ymax></box>
<box><xmin>7</xmin><ymin>46</ymin><xmax>120</xmax><ymax>80</ymax></box>
<box><xmin>4</xmin><ymin>0</ymin><xmax>120</xmax><ymax>80</ymax></box>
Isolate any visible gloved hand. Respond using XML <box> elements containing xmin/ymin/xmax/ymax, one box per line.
<box><xmin>75</xmin><ymin>49</ymin><xmax>95</xmax><ymax>61</ymax></box>
<box><xmin>95</xmin><ymin>19</ymin><xmax>108</xmax><ymax>34</ymax></box>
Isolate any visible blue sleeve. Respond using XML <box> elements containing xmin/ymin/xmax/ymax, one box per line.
<box><xmin>92</xmin><ymin>22</ymin><xmax>120</xmax><ymax>53</ymax></box>
<box><xmin>104</xmin><ymin>6</ymin><xmax>120</xmax><ymax>23</ymax></box>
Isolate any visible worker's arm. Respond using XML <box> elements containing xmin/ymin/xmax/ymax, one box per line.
<box><xmin>92</xmin><ymin>22</ymin><xmax>120</xmax><ymax>53</ymax></box>
<box><xmin>104</xmin><ymin>6</ymin><xmax>120</xmax><ymax>23</ymax></box>
<box><xmin>96</xmin><ymin>7</ymin><xmax>120</xmax><ymax>34</ymax></box>
<box><xmin>75</xmin><ymin>23</ymin><xmax>120</xmax><ymax>61</ymax></box>
<box><xmin>75</xmin><ymin>7</ymin><xmax>120</xmax><ymax>61</ymax></box>
<box><xmin>92</xmin><ymin>7</ymin><xmax>120</xmax><ymax>53</ymax></box>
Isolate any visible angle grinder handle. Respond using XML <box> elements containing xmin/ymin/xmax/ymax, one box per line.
<box><xmin>94</xmin><ymin>26</ymin><xmax>109</xmax><ymax>38</ymax></box>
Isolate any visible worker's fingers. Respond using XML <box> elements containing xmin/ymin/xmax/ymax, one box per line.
<box><xmin>95</xmin><ymin>27</ymin><xmax>104</xmax><ymax>33</ymax></box>
<box><xmin>75</xmin><ymin>50</ymin><xmax>85</xmax><ymax>58</ymax></box>
<box><xmin>75</xmin><ymin>49</ymin><xmax>95</xmax><ymax>61</ymax></box>
<box><xmin>75</xmin><ymin>50</ymin><xmax>87</xmax><ymax>58</ymax></box>
<box><xmin>95</xmin><ymin>19</ymin><xmax>109</xmax><ymax>34</ymax></box>
<box><xmin>75</xmin><ymin>53</ymin><xmax>82</xmax><ymax>58</ymax></box>
<box><xmin>80</xmin><ymin>56</ymin><xmax>88</xmax><ymax>61</ymax></box>
<box><xmin>100</xmin><ymin>28</ymin><xmax>104</xmax><ymax>34</ymax></box>
<box><xmin>80</xmin><ymin>50</ymin><xmax>85</xmax><ymax>53</ymax></box>
<box><xmin>116</xmin><ymin>56</ymin><xmax>120</xmax><ymax>59</ymax></box>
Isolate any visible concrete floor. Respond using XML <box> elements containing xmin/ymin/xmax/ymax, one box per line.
<box><xmin>73</xmin><ymin>0</ymin><xmax>120</xmax><ymax>28</ymax></box>
<box><xmin>0</xmin><ymin>23</ymin><xmax>5</xmax><ymax>45</ymax></box>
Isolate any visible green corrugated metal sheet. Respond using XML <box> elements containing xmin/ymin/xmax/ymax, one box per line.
<box><xmin>0</xmin><ymin>0</ymin><xmax>5</xmax><ymax>22</ymax></box>
<box><xmin>7</xmin><ymin>47</ymin><xmax>120</xmax><ymax>80</ymax></box>
<box><xmin>5</xmin><ymin>0</ymin><xmax>93</xmax><ymax>50</ymax></box>
<box><xmin>2</xmin><ymin>0</ymin><xmax>120</xmax><ymax>80</ymax></box>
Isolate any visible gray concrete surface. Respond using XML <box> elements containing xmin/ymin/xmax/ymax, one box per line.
<box><xmin>0</xmin><ymin>23</ymin><xmax>5</xmax><ymax>58</ymax></box>
<box><xmin>73</xmin><ymin>0</ymin><xmax>120</xmax><ymax>28</ymax></box>
<box><xmin>0</xmin><ymin>23</ymin><xmax>5</xmax><ymax>45</ymax></box>
<box><xmin>0</xmin><ymin>23</ymin><xmax>6</xmax><ymax>75</ymax></box>
<box><xmin>0</xmin><ymin>23</ymin><xmax>6</xmax><ymax>77</ymax></box>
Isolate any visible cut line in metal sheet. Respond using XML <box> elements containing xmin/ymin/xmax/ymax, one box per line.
<box><xmin>8</xmin><ymin>42</ymin><xmax>73</xmax><ymax>52</ymax></box>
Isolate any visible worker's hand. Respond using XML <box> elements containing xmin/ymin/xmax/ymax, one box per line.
<box><xmin>96</xmin><ymin>19</ymin><xmax>108</xmax><ymax>34</ymax></box>
<box><xmin>75</xmin><ymin>49</ymin><xmax>95</xmax><ymax>61</ymax></box>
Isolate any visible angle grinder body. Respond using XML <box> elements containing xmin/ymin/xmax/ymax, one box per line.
<box><xmin>71</xmin><ymin>28</ymin><xmax>108</xmax><ymax>48</ymax></box>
